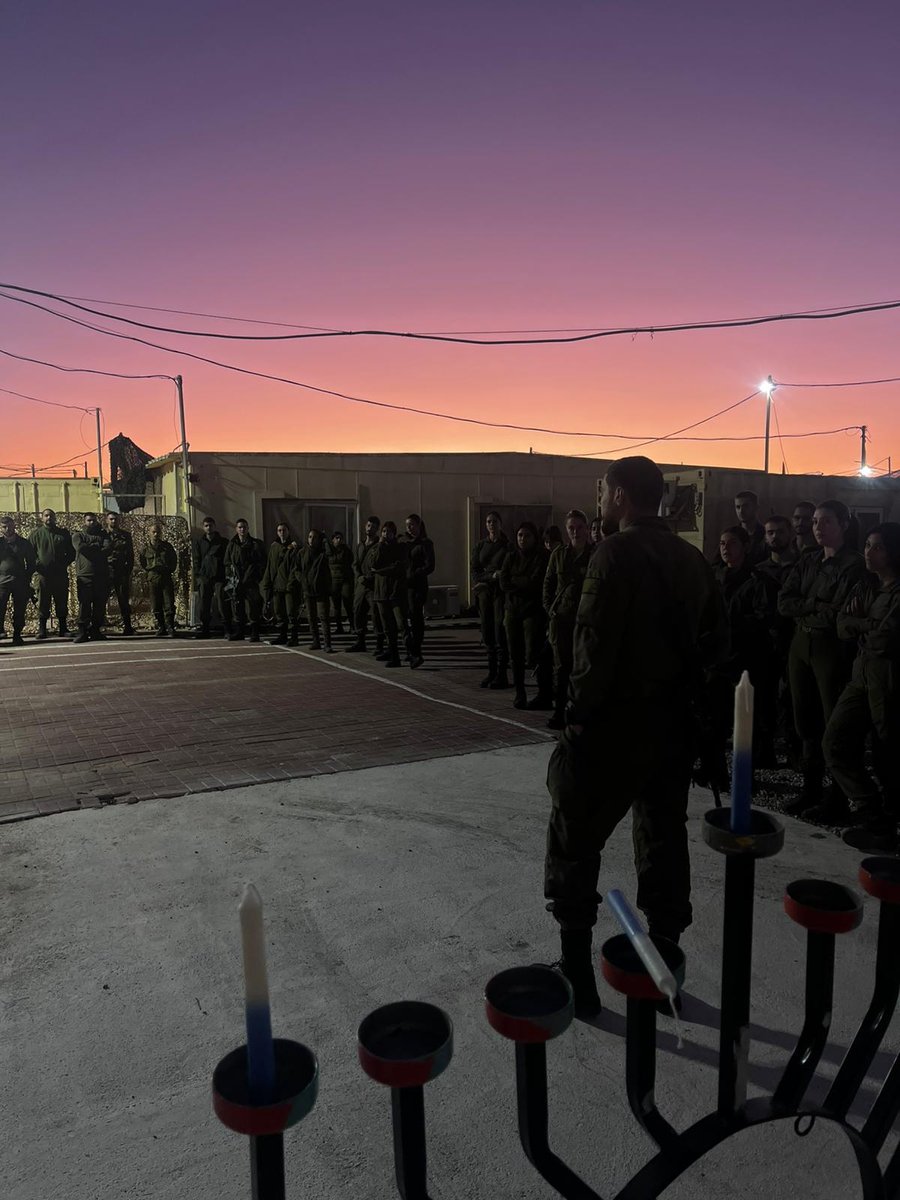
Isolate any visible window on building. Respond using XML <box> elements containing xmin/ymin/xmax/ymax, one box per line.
<box><xmin>261</xmin><ymin>499</ymin><xmax>356</xmax><ymax>545</ymax></box>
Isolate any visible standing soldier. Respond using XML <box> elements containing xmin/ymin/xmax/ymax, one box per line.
<box><xmin>824</xmin><ymin>523</ymin><xmax>900</xmax><ymax>853</ymax></box>
<box><xmin>72</xmin><ymin>513</ymin><xmax>111</xmax><ymax>643</ymax></box>
<box><xmin>589</xmin><ymin>517</ymin><xmax>601</xmax><ymax>547</ymax></box>
<box><xmin>29</xmin><ymin>508</ymin><xmax>75</xmax><ymax>639</ymax></box>
<box><xmin>104</xmin><ymin>513</ymin><xmax>135</xmax><ymax>635</ymax></box>
<box><xmin>225</xmin><ymin>518</ymin><xmax>265</xmax><ymax>642</ymax></box>
<box><xmin>792</xmin><ymin>501</ymin><xmax>818</xmax><ymax>557</ymax></box>
<box><xmin>347</xmin><ymin>517</ymin><xmax>381</xmax><ymax>653</ymax></box>
<box><xmin>545</xmin><ymin>457</ymin><xmax>727</xmax><ymax>1017</ymax></box>
<box><xmin>327</xmin><ymin>531</ymin><xmax>355</xmax><ymax>637</ymax></box>
<box><xmin>543</xmin><ymin>509</ymin><xmax>591</xmax><ymax>730</ymax></box>
<box><xmin>262</xmin><ymin>523</ymin><xmax>295</xmax><ymax>646</ymax></box>
<box><xmin>731</xmin><ymin>490</ymin><xmax>768</xmax><ymax>566</ymax></box>
<box><xmin>140</xmin><ymin>524</ymin><xmax>178</xmax><ymax>637</ymax></box>
<box><xmin>500</xmin><ymin>521</ymin><xmax>551</xmax><ymax>710</ymax></box>
<box><xmin>756</xmin><ymin>514</ymin><xmax>801</xmax><ymax>767</ymax></box>
<box><xmin>777</xmin><ymin>500</ymin><xmax>867</xmax><ymax>821</ymax></box>
<box><xmin>298</xmin><ymin>529</ymin><xmax>334</xmax><ymax>651</ymax></box>
<box><xmin>471</xmin><ymin>511</ymin><xmax>510</xmax><ymax>689</ymax></box>
<box><xmin>0</xmin><ymin>516</ymin><xmax>37</xmax><ymax>646</ymax></box>
<box><xmin>372</xmin><ymin>521</ymin><xmax>409</xmax><ymax>668</ymax></box>
<box><xmin>192</xmin><ymin>516</ymin><xmax>229</xmax><ymax>638</ymax></box>
<box><xmin>401</xmin><ymin>513</ymin><xmax>435</xmax><ymax>669</ymax></box>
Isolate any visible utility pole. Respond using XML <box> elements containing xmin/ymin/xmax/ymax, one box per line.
<box><xmin>860</xmin><ymin>425</ymin><xmax>869</xmax><ymax>475</ymax></box>
<box><xmin>762</xmin><ymin>375</ymin><xmax>775</xmax><ymax>473</ymax></box>
<box><xmin>95</xmin><ymin>407</ymin><xmax>104</xmax><ymax>510</ymax></box>
<box><xmin>175</xmin><ymin>374</ymin><xmax>190</xmax><ymax>522</ymax></box>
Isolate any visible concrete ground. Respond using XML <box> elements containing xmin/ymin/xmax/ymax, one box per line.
<box><xmin>1</xmin><ymin>745</ymin><xmax>896</xmax><ymax>1200</ymax></box>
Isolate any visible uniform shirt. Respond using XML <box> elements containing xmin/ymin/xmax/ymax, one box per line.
<box><xmin>353</xmin><ymin>537</ymin><xmax>379</xmax><ymax>587</ymax></box>
<box><xmin>470</xmin><ymin>535</ymin><xmax>508</xmax><ymax>592</ymax></box>
<box><xmin>500</xmin><ymin>545</ymin><xmax>549</xmax><ymax>617</ymax></box>
<box><xmin>72</xmin><ymin>528</ymin><xmax>111</xmax><ymax>581</ymax></box>
<box><xmin>105</xmin><ymin>528</ymin><xmax>135</xmax><ymax>579</ymax></box>
<box><xmin>0</xmin><ymin>534</ymin><xmax>37</xmax><ymax>586</ymax></box>
<box><xmin>401</xmin><ymin>533</ymin><xmax>435</xmax><ymax>592</ymax></box>
<box><xmin>261</xmin><ymin>540</ymin><xmax>293</xmax><ymax>595</ymax></box>
<box><xmin>224</xmin><ymin>535</ymin><xmax>265</xmax><ymax>586</ymax></box>
<box><xmin>569</xmin><ymin>516</ymin><xmax>728</xmax><ymax>722</ymax></box>
<box><xmin>838</xmin><ymin>580</ymin><xmax>900</xmax><ymax>663</ymax></box>
<box><xmin>777</xmin><ymin>545</ymin><xmax>867</xmax><ymax>635</ymax></box>
<box><xmin>298</xmin><ymin>541</ymin><xmax>333</xmax><ymax>599</ymax></box>
<box><xmin>29</xmin><ymin>524</ymin><xmax>75</xmax><ymax>574</ymax></box>
<box><xmin>371</xmin><ymin>540</ymin><xmax>408</xmax><ymax>602</ymax></box>
<box><xmin>713</xmin><ymin>561</ymin><xmax>778</xmax><ymax>676</ymax></box>
<box><xmin>327</xmin><ymin>542</ymin><xmax>354</xmax><ymax>587</ymax></box>
<box><xmin>542</xmin><ymin>543</ymin><xmax>591</xmax><ymax>621</ymax></box>
<box><xmin>139</xmin><ymin>540</ymin><xmax>177</xmax><ymax>579</ymax></box>
<box><xmin>192</xmin><ymin>532</ymin><xmax>227</xmax><ymax>582</ymax></box>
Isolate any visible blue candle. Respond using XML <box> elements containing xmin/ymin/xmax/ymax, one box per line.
<box><xmin>607</xmin><ymin>889</ymin><xmax>679</xmax><ymax>1005</ymax></box>
<box><xmin>730</xmin><ymin>671</ymin><xmax>754</xmax><ymax>835</ymax></box>
<box><xmin>239</xmin><ymin>883</ymin><xmax>276</xmax><ymax>1104</ymax></box>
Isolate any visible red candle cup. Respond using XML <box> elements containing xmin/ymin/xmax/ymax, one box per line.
<box><xmin>213</xmin><ymin>1039</ymin><xmax>318</xmax><ymax>1137</ymax></box>
<box><xmin>601</xmin><ymin>933</ymin><xmax>685</xmax><ymax>1002</ymax></box>
<box><xmin>358</xmin><ymin>1001</ymin><xmax>453</xmax><ymax>1088</ymax></box>
<box><xmin>783</xmin><ymin>879</ymin><xmax>864</xmax><ymax>935</ymax></box>
<box><xmin>484</xmin><ymin>965</ymin><xmax>574</xmax><ymax>1043</ymax></box>
<box><xmin>858</xmin><ymin>856</ymin><xmax>900</xmax><ymax>905</ymax></box>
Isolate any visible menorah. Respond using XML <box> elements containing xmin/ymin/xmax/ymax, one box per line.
<box><xmin>212</xmin><ymin>809</ymin><xmax>900</xmax><ymax>1200</ymax></box>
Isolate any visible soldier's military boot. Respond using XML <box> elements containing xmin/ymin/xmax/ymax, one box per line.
<box><xmin>489</xmin><ymin>652</ymin><xmax>510</xmax><ymax>690</ymax></box>
<box><xmin>512</xmin><ymin>666</ymin><xmax>528</xmax><ymax>709</ymax></box>
<box><xmin>480</xmin><ymin>651</ymin><xmax>498</xmax><ymax>688</ymax></box>
<box><xmin>36</xmin><ymin>621</ymin><xmax>49</xmax><ymax>641</ymax></box>
<box><xmin>554</xmin><ymin>929</ymin><xmax>602</xmax><ymax>1020</ymax></box>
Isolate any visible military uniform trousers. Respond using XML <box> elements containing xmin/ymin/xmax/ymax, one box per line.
<box><xmin>231</xmin><ymin>582</ymin><xmax>262</xmax><ymax>633</ymax></box>
<box><xmin>332</xmin><ymin>581</ymin><xmax>354</xmax><ymax>630</ymax></box>
<box><xmin>305</xmin><ymin>592</ymin><xmax>332</xmax><ymax>646</ymax></box>
<box><xmin>149</xmin><ymin>576</ymin><xmax>176</xmax><ymax>631</ymax></box>
<box><xmin>199</xmin><ymin>578</ymin><xmax>230</xmax><ymax>633</ymax></box>
<box><xmin>406</xmin><ymin>585</ymin><xmax>428</xmax><ymax>656</ymax></box>
<box><xmin>76</xmin><ymin>577</ymin><xmax>107</xmax><ymax>635</ymax></box>
<box><xmin>36</xmin><ymin>569</ymin><xmax>70</xmax><ymax>630</ymax></box>
<box><xmin>109</xmin><ymin>574</ymin><xmax>133</xmax><ymax>631</ymax></box>
<box><xmin>476</xmin><ymin>586</ymin><xmax>507</xmax><ymax>662</ymax></box>
<box><xmin>376</xmin><ymin>596</ymin><xmax>408</xmax><ymax>655</ymax></box>
<box><xmin>549</xmin><ymin>616</ymin><xmax>575</xmax><ymax>707</ymax></box>
<box><xmin>788</xmin><ymin>629</ymin><xmax>854</xmax><ymax>779</ymax></box>
<box><xmin>273</xmin><ymin>588</ymin><xmax>300</xmax><ymax>636</ymax></box>
<box><xmin>353</xmin><ymin>581</ymin><xmax>382</xmax><ymax>640</ymax></box>
<box><xmin>545</xmin><ymin>708</ymin><xmax>694</xmax><ymax>937</ymax></box>
<box><xmin>0</xmin><ymin>580</ymin><xmax>29</xmax><ymax>638</ymax></box>
<box><xmin>823</xmin><ymin>662</ymin><xmax>899</xmax><ymax>815</ymax></box>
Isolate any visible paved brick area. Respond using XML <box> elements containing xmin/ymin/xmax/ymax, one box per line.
<box><xmin>0</xmin><ymin>627</ymin><xmax>551</xmax><ymax>821</ymax></box>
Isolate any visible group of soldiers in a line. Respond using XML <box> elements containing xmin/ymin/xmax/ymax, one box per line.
<box><xmin>471</xmin><ymin>488</ymin><xmax>900</xmax><ymax>858</ymax></box>
<box><xmin>0</xmin><ymin>508</ymin><xmax>436</xmax><ymax>671</ymax></box>
<box><xmin>191</xmin><ymin>513</ymin><xmax>435</xmax><ymax>668</ymax></box>
<box><xmin>0</xmin><ymin>510</ymin><xmax>174</xmax><ymax>644</ymax></box>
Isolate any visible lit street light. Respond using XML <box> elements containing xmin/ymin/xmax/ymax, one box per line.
<box><xmin>760</xmin><ymin>375</ymin><xmax>776</xmax><ymax>473</ymax></box>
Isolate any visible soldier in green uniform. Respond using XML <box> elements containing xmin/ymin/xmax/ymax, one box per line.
<box><xmin>824</xmin><ymin>523</ymin><xmax>900</xmax><ymax>853</ymax></box>
<box><xmin>140</xmin><ymin>524</ymin><xmax>178</xmax><ymax>637</ymax></box>
<box><xmin>261</xmin><ymin>523</ymin><xmax>295</xmax><ymax>645</ymax></box>
<box><xmin>777</xmin><ymin>499</ymin><xmax>867</xmax><ymax>821</ymax></box>
<box><xmin>298</xmin><ymin>529</ymin><xmax>334</xmax><ymax>651</ymax></box>
<box><xmin>471</xmin><ymin>511</ymin><xmax>510</xmax><ymax>689</ymax></box>
<box><xmin>372</xmin><ymin>521</ymin><xmax>409</xmax><ymax>667</ymax></box>
<box><xmin>29</xmin><ymin>508</ymin><xmax>75</xmax><ymax>639</ymax></box>
<box><xmin>545</xmin><ymin>457</ymin><xmax>727</xmax><ymax>1017</ymax></box>
<box><xmin>0</xmin><ymin>516</ymin><xmax>37</xmax><ymax>646</ymax></box>
<box><xmin>792</xmin><ymin>501</ymin><xmax>818</xmax><ymax>557</ymax></box>
<box><xmin>72</xmin><ymin>513</ymin><xmax>111</xmax><ymax>643</ymax></box>
<box><xmin>328</xmin><ymin>531</ymin><xmax>355</xmax><ymax>637</ymax></box>
<box><xmin>192</xmin><ymin>516</ymin><xmax>230</xmax><ymax>638</ymax></box>
<box><xmin>104</xmin><ymin>513</ymin><xmax>135</xmax><ymax>635</ymax></box>
<box><xmin>347</xmin><ymin>517</ymin><xmax>382</xmax><ymax>653</ymax></box>
<box><xmin>543</xmin><ymin>509</ymin><xmax>591</xmax><ymax>730</ymax></box>
<box><xmin>756</xmin><ymin>514</ymin><xmax>801</xmax><ymax>767</ymax></box>
<box><xmin>225</xmin><ymin>518</ymin><xmax>266</xmax><ymax>642</ymax></box>
<box><xmin>401</xmin><ymin>513</ymin><xmax>435</xmax><ymax>669</ymax></box>
<box><xmin>500</xmin><ymin>521</ymin><xmax>550</xmax><ymax>709</ymax></box>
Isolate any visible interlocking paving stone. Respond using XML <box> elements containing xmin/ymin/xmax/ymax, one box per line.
<box><xmin>0</xmin><ymin>629</ymin><xmax>551</xmax><ymax>819</ymax></box>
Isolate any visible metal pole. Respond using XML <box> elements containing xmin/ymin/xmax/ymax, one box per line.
<box><xmin>175</xmin><ymin>375</ymin><xmax>190</xmax><ymax>522</ymax></box>
<box><xmin>95</xmin><ymin>407</ymin><xmax>104</xmax><ymax>509</ymax></box>
<box><xmin>763</xmin><ymin>375</ymin><xmax>774</xmax><ymax>473</ymax></box>
<box><xmin>860</xmin><ymin>425</ymin><xmax>868</xmax><ymax>474</ymax></box>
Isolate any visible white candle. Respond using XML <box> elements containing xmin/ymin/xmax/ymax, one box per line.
<box><xmin>240</xmin><ymin>883</ymin><xmax>271</xmax><ymax>1008</ymax></box>
<box><xmin>730</xmin><ymin>671</ymin><xmax>754</xmax><ymax>834</ymax></box>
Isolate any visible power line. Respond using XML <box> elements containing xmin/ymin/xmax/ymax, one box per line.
<box><xmin>2</xmin><ymin>282</ymin><xmax>899</xmax><ymax>346</ymax></box>
<box><xmin>0</xmin><ymin>439</ymin><xmax>111</xmax><ymax>478</ymax></box>
<box><xmin>0</xmin><ymin>386</ymin><xmax>95</xmax><ymax>413</ymax></box>
<box><xmin>772</xmin><ymin>402</ymin><xmax>789</xmax><ymax>474</ymax></box>
<box><xmin>777</xmin><ymin>374</ymin><xmax>900</xmax><ymax>388</ymax></box>
<box><xmin>0</xmin><ymin>344</ymin><xmax>172</xmax><ymax>381</ymax></box>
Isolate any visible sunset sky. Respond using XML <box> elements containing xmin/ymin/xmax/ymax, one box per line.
<box><xmin>3</xmin><ymin>1</ymin><xmax>899</xmax><ymax>479</ymax></box>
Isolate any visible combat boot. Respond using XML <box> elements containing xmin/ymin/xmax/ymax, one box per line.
<box><xmin>479</xmin><ymin>651</ymin><xmax>498</xmax><ymax>689</ymax></box>
<box><xmin>489</xmin><ymin>653</ymin><xmax>510</xmax><ymax>690</ymax></box>
<box><xmin>35</xmin><ymin>621</ymin><xmax>49</xmax><ymax>641</ymax></box>
<box><xmin>268</xmin><ymin>632</ymin><xmax>288</xmax><ymax>646</ymax></box>
<box><xmin>346</xmin><ymin>637</ymin><xmax>367</xmax><ymax>652</ymax></box>
<box><xmin>512</xmin><ymin>666</ymin><xmax>528</xmax><ymax>709</ymax></box>
<box><xmin>553</xmin><ymin>929</ymin><xmax>602</xmax><ymax>1020</ymax></box>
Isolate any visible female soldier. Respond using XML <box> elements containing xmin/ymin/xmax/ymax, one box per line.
<box><xmin>402</xmin><ymin>513</ymin><xmax>435</xmax><ymax>669</ymax></box>
<box><xmin>543</xmin><ymin>525</ymin><xmax>563</xmax><ymax>555</ymax></box>
<box><xmin>470</xmin><ymin>511</ymin><xmax>509</xmax><ymax>689</ymax></box>
<box><xmin>543</xmin><ymin>509</ymin><xmax>591</xmax><ymax>729</ymax></box>
<box><xmin>778</xmin><ymin>499</ymin><xmax>866</xmax><ymax>820</ymax></box>
<box><xmin>297</xmin><ymin>529</ymin><xmax>334</xmax><ymax>652</ymax></box>
<box><xmin>372</xmin><ymin>521</ymin><xmax>408</xmax><ymax>668</ymax></box>
<box><xmin>327</xmin><ymin>531</ymin><xmax>355</xmax><ymax>637</ymax></box>
<box><xmin>500</xmin><ymin>521</ymin><xmax>551</xmax><ymax>709</ymax></box>
<box><xmin>262</xmin><ymin>522</ymin><xmax>294</xmax><ymax>645</ymax></box>
<box><xmin>824</xmin><ymin>523</ymin><xmax>900</xmax><ymax>852</ymax></box>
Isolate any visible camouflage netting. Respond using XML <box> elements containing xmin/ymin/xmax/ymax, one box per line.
<box><xmin>1</xmin><ymin>512</ymin><xmax>193</xmax><ymax>634</ymax></box>
<box><xmin>109</xmin><ymin>433</ymin><xmax>154</xmax><ymax>514</ymax></box>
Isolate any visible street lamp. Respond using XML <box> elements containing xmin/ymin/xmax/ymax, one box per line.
<box><xmin>759</xmin><ymin>376</ymin><xmax>776</xmax><ymax>473</ymax></box>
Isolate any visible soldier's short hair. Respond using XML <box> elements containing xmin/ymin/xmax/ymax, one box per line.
<box><xmin>794</xmin><ymin>500</ymin><xmax>815</xmax><ymax>514</ymax></box>
<box><xmin>721</xmin><ymin>524</ymin><xmax>750</xmax><ymax>544</ymax></box>
<box><xmin>605</xmin><ymin>456</ymin><xmax>664</xmax><ymax>512</ymax></box>
<box><xmin>367</xmin><ymin>515</ymin><xmax>381</xmax><ymax>527</ymax></box>
<box><xmin>765</xmin><ymin>514</ymin><xmax>791</xmax><ymax>529</ymax></box>
<box><xmin>565</xmin><ymin>509</ymin><xmax>587</xmax><ymax>523</ymax></box>
<box><xmin>203</xmin><ymin>516</ymin><xmax>216</xmax><ymax>524</ymax></box>
<box><xmin>735</xmin><ymin>490</ymin><xmax>759</xmax><ymax>504</ymax></box>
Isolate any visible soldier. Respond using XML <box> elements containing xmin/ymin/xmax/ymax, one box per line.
<box><xmin>347</xmin><ymin>517</ymin><xmax>382</xmax><ymax>654</ymax></box>
<box><xmin>589</xmin><ymin>517</ymin><xmax>601</xmax><ymax>547</ymax></box>
<box><xmin>543</xmin><ymin>509</ymin><xmax>591</xmax><ymax>730</ymax></box>
<box><xmin>327</xmin><ymin>531</ymin><xmax>355</xmax><ymax>637</ymax></box>
<box><xmin>778</xmin><ymin>499</ymin><xmax>867</xmax><ymax>821</ymax></box>
<box><xmin>298</xmin><ymin>529</ymin><xmax>334</xmax><ymax>652</ymax></box>
<box><xmin>262</xmin><ymin>523</ymin><xmax>295</xmax><ymax>646</ymax></box>
<box><xmin>0</xmin><ymin>516</ymin><xmax>37</xmax><ymax>646</ymax></box>
<box><xmin>732</xmin><ymin>491</ymin><xmax>768</xmax><ymax>566</ymax></box>
<box><xmin>401</xmin><ymin>513</ymin><xmax>435</xmax><ymax>669</ymax></box>
<box><xmin>140</xmin><ymin>524</ymin><xmax>178</xmax><ymax>637</ymax></box>
<box><xmin>501</xmin><ymin>522</ymin><xmax>551</xmax><ymax>709</ymax></box>
<box><xmin>192</xmin><ymin>516</ymin><xmax>229</xmax><ymax>638</ymax></box>
<box><xmin>72</xmin><ymin>513</ymin><xmax>111</xmax><ymax>643</ymax></box>
<box><xmin>29</xmin><ymin>508</ymin><xmax>75</xmax><ymax>639</ymax></box>
<box><xmin>471</xmin><ymin>511</ymin><xmax>510</xmax><ymax>689</ymax></box>
<box><xmin>545</xmin><ymin>456</ymin><xmax>727</xmax><ymax>1017</ymax></box>
<box><xmin>372</xmin><ymin>521</ymin><xmax>408</xmax><ymax>668</ymax></box>
<box><xmin>225</xmin><ymin>518</ymin><xmax>265</xmax><ymax>642</ymax></box>
<box><xmin>104</xmin><ymin>513</ymin><xmax>135</xmax><ymax>635</ymax></box>
<box><xmin>543</xmin><ymin>525</ymin><xmax>563</xmax><ymax>555</ymax></box>
<box><xmin>792</xmin><ymin>501</ymin><xmax>818</xmax><ymax>557</ymax></box>
<box><xmin>824</xmin><ymin>523</ymin><xmax>900</xmax><ymax>853</ymax></box>
<box><xmin>756</xmin><ymin>515</ymin><xmax>802</xmax><ymax>768</ymax></box>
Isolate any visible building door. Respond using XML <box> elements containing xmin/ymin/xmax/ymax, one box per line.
<box><xmin>261</xmin><ymin>499</ymin><xmax>356</xmax><ymax>546</ymax></box>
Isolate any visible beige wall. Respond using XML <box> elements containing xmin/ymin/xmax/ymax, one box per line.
<box><xmin>0</xmin><ymin>477</ymin><xmax>101</xmax><ymax>514</ymax></box>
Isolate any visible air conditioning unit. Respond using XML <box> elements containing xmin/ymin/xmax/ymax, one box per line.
<box><xmin>426</xmin><ymin>586</ymin><xmax>460</xmax><ymax>618</ymax></box>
